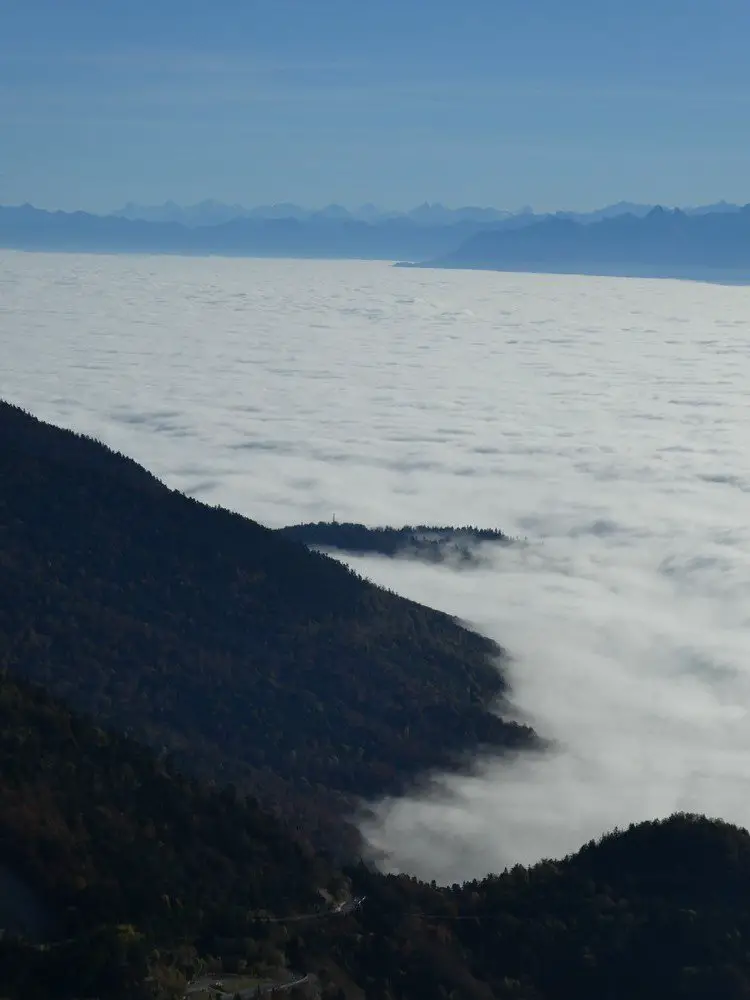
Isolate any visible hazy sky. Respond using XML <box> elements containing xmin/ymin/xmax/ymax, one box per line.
<box><xmin>4</xmin><ymin>0</ymin><xmax>750</xmax><ymax>213</ymax></box>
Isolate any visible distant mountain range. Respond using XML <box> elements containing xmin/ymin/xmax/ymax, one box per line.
<box><xmin>113</xmin><ymin>198</ymin><xmax>518</xmax><ymax>227</ymax></box>
<box><xmin>2</xmin><ymin>199</ymin><xmax>750</xmax><ymax>278</ymax></box>
<box><xmin>112</xmin><ymin>197</ymin><xmax>744</xmax><ymax>229</ymax></box>
<box><xmin>0</xmin><ymin>202</ymin><xmax>507</xmax><ymax>260</ymax></box>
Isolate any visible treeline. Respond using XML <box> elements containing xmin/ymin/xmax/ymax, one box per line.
<box><xmin>278</xmin><ymin>522</ymin><xmax>511</xmax><ymax>564</ymax></box>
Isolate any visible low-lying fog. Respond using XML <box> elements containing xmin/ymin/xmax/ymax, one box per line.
<box><xmin>3</xmin><ymin>251</ymin><xmax>750</xmax><ymax>882</ymax></box>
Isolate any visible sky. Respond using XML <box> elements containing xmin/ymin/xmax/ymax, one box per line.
<box><xmin>4</xmin><ymin>251</ymin><xmax>750</xmax><ymax>880</ymax></box>
<box><xmin>3</xmin><ymin>0</ymin><xmax>750</xmax><ymax>214</ymax></box>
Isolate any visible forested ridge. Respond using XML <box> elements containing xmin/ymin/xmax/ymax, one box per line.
<box><xmin>0</xmin><ymin>399</ymin><xmax>533</xmax><ymax>847</ymax></box>
<box><xmin>277</xmin><ymin>522</ymin><xmax>511</xmax><ymax>565</ymax></box>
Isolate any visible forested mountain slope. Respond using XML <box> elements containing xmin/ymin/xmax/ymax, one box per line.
<box><xmin>0</xmin><ymin>673</ymin><xmax>335</xmax><ymax>998</ymax></box>
<box><xmin>348</xmin><ymin>812</ymin><xmax>750</xmax><ymax>1000</ymax></box>
<box><xmin>2</xmin><ymin>674</ymin><xmax>749</xmax><ymax>999</ymax></box>
<box><xmin>0</xmin><ymin>400</ymin><xmax>533</xmax><ymax>845</ymax></box>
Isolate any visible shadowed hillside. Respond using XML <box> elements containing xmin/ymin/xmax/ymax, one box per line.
<box><xmin>347</xmin><ymin>812</ymin><xmax>750</xmax><ymax>1000</ymax></box>
<box><xmin>0</xmin><ymin>400</ymin><xmax>534</xmax><ymax>848</ymax></box>
<box><xmin>2</xmin><ymin>676</ymin><xmax>749</xmax><ymax>999</ymax></box>
<box><xmin>0</xmin><ymin>673</ymin><xmax>334</xmax><ymax>998</ymax></box>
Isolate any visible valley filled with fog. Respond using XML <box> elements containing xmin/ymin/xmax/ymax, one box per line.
<box><xmin>3</xmin><ymin>250</ymin><xmax>750</xmax><ymax>883</ymax></box>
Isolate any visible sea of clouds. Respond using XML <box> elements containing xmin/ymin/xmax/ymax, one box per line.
<box><xmin>3</xmin><ymin>250</ymin><xmax>750</xmax><ymax>882</ymax></box>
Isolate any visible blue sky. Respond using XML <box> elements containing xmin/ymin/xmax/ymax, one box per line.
<box><xmin>3</xmin><ymin>0</ymin><xmax>750</xmax><ymax>213</ymax></box>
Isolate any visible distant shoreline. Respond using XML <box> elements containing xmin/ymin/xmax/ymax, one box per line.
<box><xmin>395</xmin><ymin>259</ymin><xmax>750</xmax><ymax>286</ymax></box>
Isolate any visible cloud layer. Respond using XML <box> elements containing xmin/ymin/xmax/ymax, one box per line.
<box><xmin>3</xmin><ymin>250</ymin><xmax>750</xmax><ymax>882</ymax></box>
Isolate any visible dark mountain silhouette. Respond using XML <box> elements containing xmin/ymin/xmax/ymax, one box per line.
<box><xmin>413</xmin><ymin>205</ymin><xmax>750</xmax><ymax>279</ymax></box>
<box><xmin>0</xmin><ymin>399</ymin><xmax>534</xmax><ymax>851</ymax></box>
<box><xmin>2</xmin><ymin>678</ymin><xmax>749</xmax><ymax>1000</ymax></box>
<box><xmin>279</xmin><ymin>521</ymin><xmax>511</xmax><ymax>565</ymax></box>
